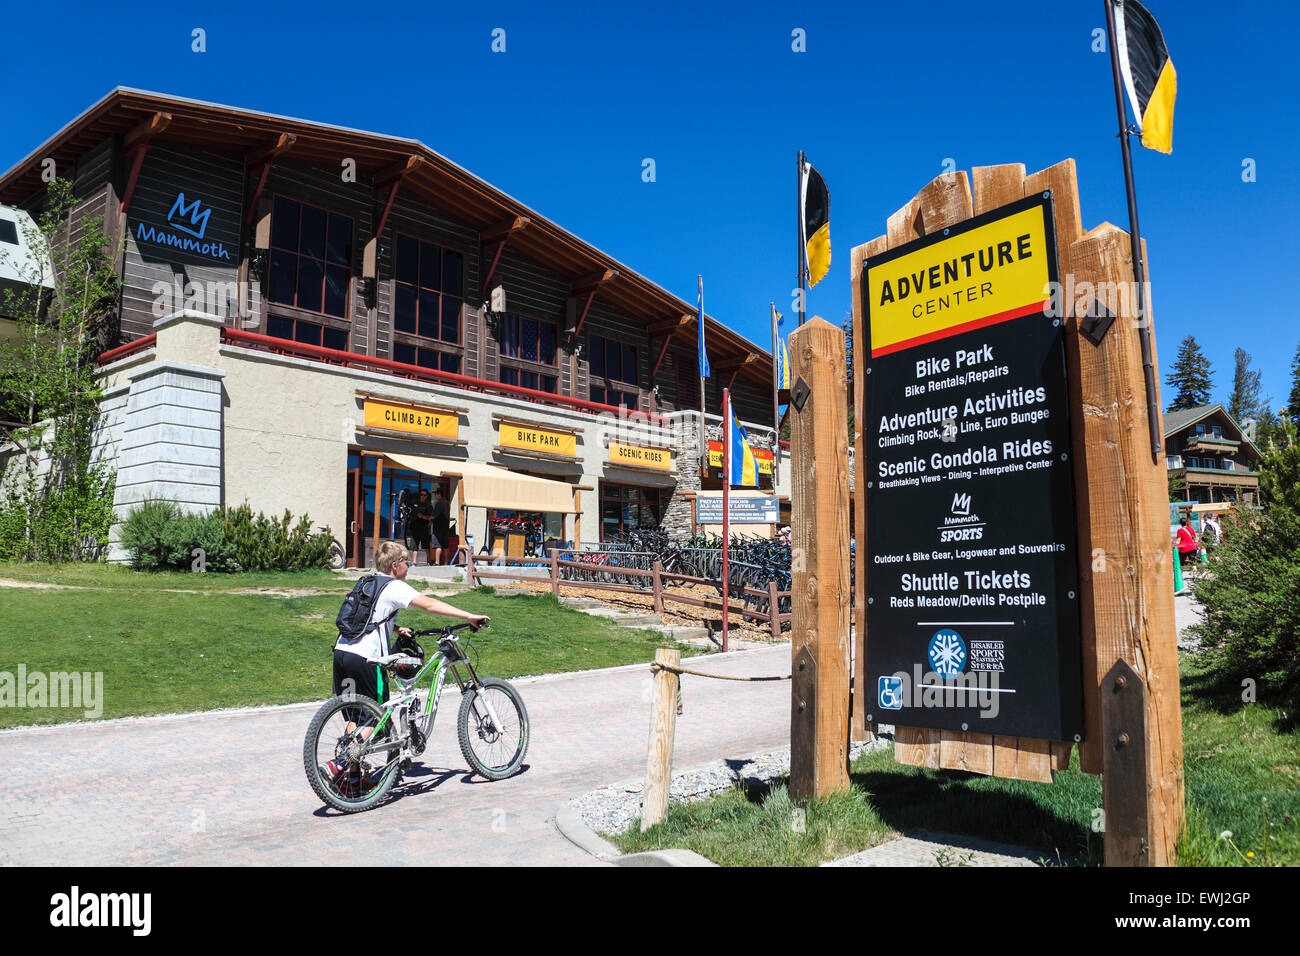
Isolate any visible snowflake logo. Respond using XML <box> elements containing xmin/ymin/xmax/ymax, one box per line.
<box><xmin>927</xmin><ymin>629</ymin><xmax>967</xmax><ymax>679</ymax></box>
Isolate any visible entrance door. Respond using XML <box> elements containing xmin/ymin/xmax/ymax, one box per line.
<box><xmin>345</xmin><ymin>465</ymin><xmax>361</xmax><ymax>567</ymax></box>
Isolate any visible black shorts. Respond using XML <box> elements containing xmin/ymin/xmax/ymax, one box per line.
<box><xmin>410</xmin><ymin>522</ymin><xmax>431</xmax><ymax>549</ymax></box>
<box><xmin>333</xmin><ymin>649</ymin><xmax>389</xmax><ymax>724</ymax></box>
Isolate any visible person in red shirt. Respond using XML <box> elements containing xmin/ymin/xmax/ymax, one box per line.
<box><xmin>1175</xmin><ymin>516</ymin><xmax>1199</xmax><ymax>569</ymax></box>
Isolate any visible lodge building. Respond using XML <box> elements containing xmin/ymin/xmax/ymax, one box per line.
<box><xmin>0</xmin><ymin>89</ymin><xmax>784</xmax><ymax>566</ymax></box>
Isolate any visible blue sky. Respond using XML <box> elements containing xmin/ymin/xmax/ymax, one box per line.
<box><xmin>4</xmin><ymin>0</ymin><xmax>1298</xmax><ymax>407</ymax></box>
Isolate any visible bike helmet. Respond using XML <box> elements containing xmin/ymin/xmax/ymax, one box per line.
<box><xmin>392</xmin><ymin>632</ymin><xmax>425</xmax><ymax>679</ymax></box>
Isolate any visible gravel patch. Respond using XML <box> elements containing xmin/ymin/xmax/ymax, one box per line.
<box><xmin>570</xmin><ymin>735</ymin><xmax>891</xmax><ymax>836</ymax></box>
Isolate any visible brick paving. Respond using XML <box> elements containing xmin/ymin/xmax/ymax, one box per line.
<box><xmin>0</xmin><ymin>646</ymin><xmax>792</xmax><ymax>866</ymax></box>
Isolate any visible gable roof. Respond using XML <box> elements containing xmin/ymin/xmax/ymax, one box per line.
<box><xmin>0</xmin><ymin>87</ymin><xmax>773</xmax><ymax>388</ymax></box>
<box><xmin>1163</xmin><ymin>403</ymin><xmax>1263</xmax><ymax>459</ymax></box>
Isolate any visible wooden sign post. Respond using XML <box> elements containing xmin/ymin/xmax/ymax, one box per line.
<box><xmin>788</xmin><ymin>317</ymin><xmax>851</xmax><ymax>802</ymax></box>
<box><xmin>848</xmin><ymin>162</ymin><xmax>1183</xmax><ymax>864</ymax></box>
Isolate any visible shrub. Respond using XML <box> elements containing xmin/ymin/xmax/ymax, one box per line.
<box><xmin>119</xmin><ymin>500</ymin><xmax>331</xmax><ymax>573</ymax></box>
<box><xmin>1190</xmin><ymin>447</ymin><xmax>1300</xmax><ymax>705</ymax></box>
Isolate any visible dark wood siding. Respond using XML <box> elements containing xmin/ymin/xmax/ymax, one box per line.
<box><xmin>120</xmin><ymin>143</ymin><xmax>245</xmax><ymax>340</ymax></box>
<box><xmin>483</xmin><ymin>241</ymin><xmax>571</xmax><ymax>393</ymax></box>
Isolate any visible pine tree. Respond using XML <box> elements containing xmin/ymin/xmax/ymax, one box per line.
<box><xmin>1287</xmin><ymin>340</ymin><xmax>1300</xmax><ymax>427</ymax></box>
<box><xmin>1164</xmin><ymin>335</ymin><xmax>1213</xmax><ymax>411</ymax></box>
<box><xmin>1225</xmin><ymin>347</ymin><xmax>1269</xmax><ymax>425</ymax></box>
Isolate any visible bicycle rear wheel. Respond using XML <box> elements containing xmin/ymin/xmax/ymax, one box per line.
<box><xmin>303</xmin><ymin>694</ymin><xmax>402</xmax><ymax>813</ymax></box>
<box><xmin>457</xmin><ymin>678</ymin><xmax>529</xmax><ymax>780</ymax></box>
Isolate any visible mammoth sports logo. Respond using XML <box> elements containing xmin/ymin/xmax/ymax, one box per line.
<box><xmin>167</xmin><ymin>193</ymin><xmax>211</xmax><ymax>239</ymax></box>
<box><xmin>134</xmin><ymin>191</ymin><xmax>231</xmax><ymax>261</ymax></box>
<box><xmin>939</xmin><ymin>492</ymin><xmax>984</xmax><ymax>542</ymax></box>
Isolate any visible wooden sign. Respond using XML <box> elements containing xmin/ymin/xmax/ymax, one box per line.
<box><xmin>609</xmin><ymin>442</ymin><xmax>672</xmax><ymax>471</ymax></box>
<box><xmin>361</xmin><ymin>399</ymin><xmax>459</xmax><ymax>440</ymax></box>
<box><xmin>499</xmin><ymin>421</ymin><xmax>577</xmax><ymax>457</ymax></box>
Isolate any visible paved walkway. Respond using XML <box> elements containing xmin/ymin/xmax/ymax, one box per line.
<box><xmin>0</xmin><ymin>646</ymin><xmax>792</xmax><ymax>866</ymax></box>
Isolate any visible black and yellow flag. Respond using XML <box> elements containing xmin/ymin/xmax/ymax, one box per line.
<box><xmin>800</xmin><ymin>160</ymin><xmax>830</xmax><ymax>288</ymax></box>
<box><xmin>1115</xmin><ymin>0</ymin><xmax>1177</xmax><ymax>153</ymax></box>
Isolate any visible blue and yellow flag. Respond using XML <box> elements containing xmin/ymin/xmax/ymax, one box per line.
<box><xmin>774</xmin><ymin>309</ymin><xmax>791</xmax><ymax>391</ymax></box>
<box><xmin>697</xmin><ymin>276</ymin><xmax>710</xmax><ymax>379</ymax></box>
<box><xmin>727</xmin><ymin>400</ymin><xmax>759</xmax><ymax>487</ymax></box>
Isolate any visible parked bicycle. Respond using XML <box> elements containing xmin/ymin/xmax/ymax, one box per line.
<box><xmin>303</xmin><ymin>622</ymin><xmax>529</xmax><ymax>813</ymax></box>
<box><xmin>319</xmin><ymin>525</ymin><xmax>346</xmax><ymax>570</ymax></box>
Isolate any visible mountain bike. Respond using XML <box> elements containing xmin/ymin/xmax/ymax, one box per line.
<box><xmin>319</xmin><ymin>525</ymin><xmax>346</xmax><ymax>570</ymax></box>
<box><xmin>303</xmin><ymin>622</ymin><xmax>529</xmax><ymax>813</ymax></box>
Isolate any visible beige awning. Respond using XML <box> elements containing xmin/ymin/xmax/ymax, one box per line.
<box><xmin>384</xmin><ymin>454</ymin><xmax>578</xmax><ymax>513</ymax></box>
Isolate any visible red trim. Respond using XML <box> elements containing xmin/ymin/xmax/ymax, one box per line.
<box><xmin>572</xmin><ymin>288</ymin><xmax>596</xmax><ymax>338</ymax></box>
<box><xmin>97</xmin><ymin>334</ymin><xmax>157</xmax><ymax>366</ymax></box>
<box><xmin>244</xmin><ymin>162</ymin><xmax>272</xmax><ymax>228</ymax></box>
<box><xmin>220</xmin><ymin>327</ymin><xmax>670</xmax><ymax>425</ymax></box>
<box><xmin>869</xmin><ymin>300</ymin><xmax>1047</xmax><ymax>358</ymax></box>
<box><xmin>481</xmin><ymin>239</ymin><xmax>506</xmax><ymax>292</ymax></box>
<box><xmin>119</xmin><ymin>144</ymin><xmax>151</xmax><ymax>216</ymax></box>
<box><xmin>373</xmin><ymin>181</ymin><xmax>400</xmax><ymax>244</ymax></box>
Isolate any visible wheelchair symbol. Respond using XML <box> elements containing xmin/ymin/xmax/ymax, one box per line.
<box><xmin>878</xmin><ymin>676</ymin><xmax>903</xmax><ymax>710</ymax></box>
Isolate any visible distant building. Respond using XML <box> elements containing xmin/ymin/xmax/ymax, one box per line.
<box><xmin>1164</xmin><ymin>404</ymin><xmax>1261</xmax><ymax>505</ymax></box>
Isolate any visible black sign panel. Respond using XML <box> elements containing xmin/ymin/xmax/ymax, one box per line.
<box><xmin>861</xmin><ymin>193</ymin><xmax>1083</xmax><ymax>741</ymax></box>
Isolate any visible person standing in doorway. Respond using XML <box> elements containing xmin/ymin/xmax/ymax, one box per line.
<box><xmin>410</xmin><ymin>489</ymin><xmax>434</xmax><ymax>566</ymax></box>
<box><xmin>431</xmin><ymin>486</ymin><xmax>451</xmax><ymax>565</ymax></box>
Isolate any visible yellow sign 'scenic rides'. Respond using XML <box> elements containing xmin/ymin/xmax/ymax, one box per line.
<box><xmin>867</xmin><ymin>204</ymin><xmax>1051</xmax><ymax>357</ymax></box>
<box><xmin>500</xmin><ymin>423</ymin><xmax>577</xmax><ymax>457</ymax></box>
<box><xmin>609</xmin><ymin>442</ymin><xmax>672</xmax><ymax>471</ymax></box>
<box><xmin>363</xmin><ymin>399</ymin><xmax>459</xmax><ymax>440</ymax></box>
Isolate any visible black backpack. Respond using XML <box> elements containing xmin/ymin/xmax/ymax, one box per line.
<box><xmin>336</xmin><ymin>573</ymin><xmax>399</xmax><ymax>643</ymax></box>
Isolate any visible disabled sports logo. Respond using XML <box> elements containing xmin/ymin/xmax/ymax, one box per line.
<box><xmin>878</xmin><ymin>675</ymin><xmax>904</xmax><ymax>710</ymax></box>
<box><xmin>927</xmin><ymin>628</ymin><xmax>967</xmax><ymax>679</ymax></box>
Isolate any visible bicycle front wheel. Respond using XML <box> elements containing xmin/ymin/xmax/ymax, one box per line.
<box><xmin>457</xmin><ymin>678</ymin><xmax>529</xmax><ymax>780</ymax></box>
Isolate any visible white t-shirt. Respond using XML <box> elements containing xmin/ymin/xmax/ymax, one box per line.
<box><xmin>334</xmin><ymin>578</ymin><xmax>422</xmax><ymax>661</ymax></box>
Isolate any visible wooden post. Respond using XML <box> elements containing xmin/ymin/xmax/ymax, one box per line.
<box><xmin>641</xmin><ymin>647</ymin><xmax>680</xmax><ymax>831</ymax></box>
<box><xmin>652</xmin><ymin>559</ymin><xmax>664</xmax><ymax>614</ymax></box>
<box><xmin>788</xmin><ymin>316</ymin><xmax>851</xmax><ymax>802</ymax></box>
<box><xmin>1068</xmin><ymin>220</ymin><xmax>1183</xmax><ymax>865</ymax></box>
<box><xmin>573</xmin><ymin>490</ymin><xmax>582</xmax><ymax>547</ymax></box>
<box><xmin>371</xmin><ymin>456</ymin><xmax>385</xmax><ymax>568</ymax></box>
<box><xmin>550</xmin><ymin>548</ymin><xmax>560</xmax><ymax>597</ymax></box>
<box><xmin>466</xmin><ymin>547</ymin><xmax>476</xmax><ymax>588</ymax></box>
<box><xmin>768</xmin><ymin>579</ymin><xmax>781</xmax><ymax>642</ymax></box>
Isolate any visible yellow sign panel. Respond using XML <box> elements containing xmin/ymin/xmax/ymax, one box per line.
<box><xmin>866</xmin><ymin>204</ymin><xmax>1051</xmax><ymax>357</ymax></box>
<box><xmin>500</xmin><ymin>423</ymin><xmax>577</xmax><ymax>457</ymax></box>
<box><xmin>708</xmin><ymin>441</ymin><xmax>773</xmax><ymax>474</ymax></box>
<box><xmin>363</xmin><ymin>400</ymin><xmax>459</xmax><ymax>440</ymax></box>
<box><xmin>610</xmin><ymin>443</ymin><xmax>672</xmax><ymax>471</ymax></box>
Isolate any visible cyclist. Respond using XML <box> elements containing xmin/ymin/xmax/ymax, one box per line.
<box><xmin>333</xmin><ymin>540</ymin><xmax>489</xmax><ymax>741</ymax></box>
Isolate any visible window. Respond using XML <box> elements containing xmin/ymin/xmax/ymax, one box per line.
<box><xmin>599</xmin><ymin>483</ymin><xmax>660</xmax><ymax>539</ymax></box>
<box><xmin>589</xmin><ymin>334</ymin><xmax>638</xmax><ymax>409</ymax></box>
<box><xmin>393</xmin><ymin>342</ymin><xmax>461</xmax><ymax>375</ymax></box>
<box><xmin>394</xmin><ymin>234</ymin><xmax>462</xmax><ymax>343</ymax></box>
<box><xmin>0</xmin><ymin>218</ymin><xmax>17</xmax><ymax>245</ymax></box>
<box><xmin>267</xmin><ymin>314</ymin><xmax>348</xmax><ymax>352</ymax></box>
<box><xmin>498</xmin><ymin>313</ymin><xmax>558</xmax><ymax>393</ymax></box>
<box><xmin>268</xmin><ymin>197</ymin><xmax>352</xmax><ymax>318</ymax></box>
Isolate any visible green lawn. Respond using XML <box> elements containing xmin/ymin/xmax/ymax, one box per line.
<box><xmin>0</xmin><ymin>561</ymin><xmax>357</xmax><ymax>592</ymax></box>
<box><xmin>0</xmin><ymin>576</ymin><xmax>692</xmax><ymax>727</ymax></box>
<box><xmin>613</xmin><ymin>654</ymin><xmax>1299</xmax><ymax>867</ymax></box>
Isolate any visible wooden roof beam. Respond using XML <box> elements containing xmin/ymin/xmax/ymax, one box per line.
<box><xmin>713</xmin><ymin>352</ymin><xmax>761</xmax><ymax>374</ymax></box>
<box><xmin>244</xmin><ymin>132</ymin><xmax>297</xmax><ymax>168</ymax></box>
<box><xmin>570</xmin><ymin>268</ymin><xmax>619</xmax><ymax>295</ymax></box>
<box><xmin>123</xmin><ymin>111</ymin><xmax>171</xmax><ymax>151</ymax></box>
<box><xmin>481</xmin><ymin>215</ymin><xmax>530</xmax><ymax>245</ymax></box>
<box><xmin>374</xmin><ymin>153</ymin><xmax>425</xmax><ymax>188</ymax></box>
<box><xmin>648</xmin><ymin>314</ymin><xmax>693</xmax><ymax>336</ymax></box>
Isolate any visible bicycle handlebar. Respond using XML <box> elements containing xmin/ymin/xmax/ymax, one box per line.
<box><xmin>406</xmin><ymin>620</ymin><xmax>487</xmax><ymax>639</ymax></box>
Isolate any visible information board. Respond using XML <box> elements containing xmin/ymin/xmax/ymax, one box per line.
<box><xmin>861</xmin><ymin>193</ymin><xmax>1083</xmax><ymax>740</ymax></box>
<box><xmin>695</xmin><ymin>495</ymin><xmax>779</xmax><ymax>524</ymax></box>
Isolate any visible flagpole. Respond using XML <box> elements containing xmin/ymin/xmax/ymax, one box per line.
<box><xmin>698</xmin><ymin>274</ymin><xmax>708</xmax><ymax>480</ymax></box>
<box><xmin>795</xmin><ymin>151</ymin><xmax>801</xmax><ymax>328</ymax></box>
<box><xmin>1104</xmin><ymin>0</ymin><xmax>1162</xmax><ymax>463</ymax></box>
<box><xmin>770</xmin><ymin>301</ymin><xmax>781</xmax><ymax>477</ymax></box>
<box><xmin>721</xmin><ymin>387</ymin><xmax>731</xmax><ymax>653</ymax></box>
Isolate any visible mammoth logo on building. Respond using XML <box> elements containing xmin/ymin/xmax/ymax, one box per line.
<box><xmin>134</xmin><ymin>191</ymin><xmax>231</xmax><ymax>261</ymax></box>
<box><xmin>167</xmin><ymin>193</ymin><xmax>211</xmax><ymax>239</ymax></box>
